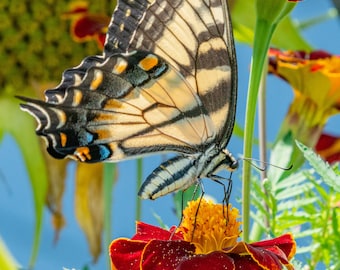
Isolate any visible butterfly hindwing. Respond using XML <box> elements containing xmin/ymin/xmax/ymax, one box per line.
<box><xmin>20</xmin><ymin>51</ymin><xmax>215</xmax><ymax>162</ymax></box>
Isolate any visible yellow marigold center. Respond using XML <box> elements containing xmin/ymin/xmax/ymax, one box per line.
<box><xmin>177</xmin><ymin>198</ymin><xmax>241</xmax><ymax>254</ymax></box>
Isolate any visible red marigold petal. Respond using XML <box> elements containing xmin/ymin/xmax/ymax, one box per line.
<box><xmin>268</xmin><ymin>48</ymin><xmax>331</xmax><ymax>64</ymax></box>
<box><xmin>316</xmin><ymin>133</ymin><xmax>340</xmax><ymax>164</ymax></box>
<box><xmin>230</xmin><ymin>254</ymin><xmax>263</xmax><ymax>269</ymax></box>
<box><xmin>225</xmin><ymin>234</ymin><xmax>296</xmax><ymax>269</ymax></box>
<box><xmin>132</xmin><ymin>222</ymin><xmax>183</xmax><ymax>241</ymax></box>
<box><xmin>245</xmin><ymin>245</ymin><xmax>284</xmax><ymax>270</ymax></box>
<box><xmin>109</xmin><ymin>238</ymin><xmax>146</xmax><ymax>270</ymax></box>
<box><xmin>72</xmin><ymin>15</ymin><xmax>109</xmax><ymax>39</ymax></box>
<box><xmin>177</xmin><ymin>251</ymin><xmax>235</xmax><ymax>270</ymax></box>
<box><xmin>251</xmin><ymin>233</ymin><xmax>296</xmax><ymax>260</ymax></box>
<box><xmin>141</xmin><ymin>240</ymin><xmax>195</xmax><ymax>270</ymax></box>
<box><xmin>309</xmin><ymin>50</ymin><xmax>332</xmax><ymax>60</ymax></box>
<box><xmin>96</xmin><ymin>33</ymin><xmax>107</xmax><ymax>48</ymax></box>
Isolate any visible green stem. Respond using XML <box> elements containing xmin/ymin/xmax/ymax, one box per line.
<box><xmin>297</xmin><ymin>8</ymin><xmax>337</xmax><ymax>30</ymax></box>
<box><xmin>242</xmin><ymin>19</ymin><xmax>275</xmax><ymax>242</ymax></box>
<box><xmin>135</xmin><ymin>158</ymin><xmax>143</xmax><ymax>221</ymax></box>
<box><xmin>103</xmin><ymin>163</ymin><xmax>115</xmax><ymax>269</ymax></box>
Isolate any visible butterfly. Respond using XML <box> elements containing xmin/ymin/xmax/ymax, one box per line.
<box><xmin>19</xmin><ymin>0</ymin><xmax>238</xmax><ymax>200</ymax></box>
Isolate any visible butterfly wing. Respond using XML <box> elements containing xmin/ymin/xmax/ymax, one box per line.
<box><xmin>105</xmin><ymin>0</ymin><xmax>237</xmax><ymax>147</ymax></box>
<box><xmin>20</xmin><ymin>0</ymin><xmax>237</xmax><ymax>163</ymax></box>
<box><xmin>20</xmin><ymin>51</ymin><xmax>215</xmax><ymax>162</ymax></box>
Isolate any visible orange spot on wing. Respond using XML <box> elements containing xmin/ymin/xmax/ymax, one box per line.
<box><xmin>74</xmin><ymin>147</ymin><xmax>91</xmax><ymax>161</ymax></box>
<box><xmin>114</xmin><ymin>62</ymin><xmax>128</xmax><ymax>74</ymax></box>
<box><xmin>60</xmin><ymin>133</ymin><xmax>67</xmax><ymax>147</ymax></box>
<box><xmin>90</xmin><ymin>70</ymin><xmax>103</xmax><ymax>90</ymax></box>
<box><xmin>72</xmin><ymin>90</ymin><xmax>83</xmax><ymax>106</ymax></box>
<box><xmin>105</xmin><ymin>99</ymin><xmax>123</xmax><ymax>109</ymax></box>
<box><xmin>139</xmin><ymin>55</ymin><xmax>158</xmax><ymax>71</ymax></box>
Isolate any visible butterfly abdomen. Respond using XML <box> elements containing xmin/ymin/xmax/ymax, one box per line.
<box><xmin>138</xmin><ymin>155</ymin><xmax>198</xmax><ymax>200</ymax></box>
<box><xmin>138</xmin><ymin>146</ymin><xmax>238</xmax><ymax>200</ymax></box>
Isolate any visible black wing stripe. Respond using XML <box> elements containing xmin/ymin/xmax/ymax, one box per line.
<box><xmin>104</xmin><ymin>0</ymin><xmax>149</xmax><ymax>54</ymax></box>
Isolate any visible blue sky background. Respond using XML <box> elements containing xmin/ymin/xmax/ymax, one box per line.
<box><xmin>1</xmin><ymin>0</ymin><xmax>340</xmax><ymax>269</ymax></box>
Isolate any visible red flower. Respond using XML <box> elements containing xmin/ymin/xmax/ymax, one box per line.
<box><xmin>109</xmin><ymin>199</ymin><xmax>296</xmax><ymax>270</ymax></box>
<box><xmin>63</xmin><ymin>2</ymin><xmax>110</xmax><ymax>49</ymax></box>
<box><xmin>316</xmin><ymin>133</ymin><xmax>340</xmax><ymax>164</ymax></box>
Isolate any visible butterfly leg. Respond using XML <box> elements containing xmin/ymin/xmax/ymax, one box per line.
<box><xmin>190</xmin><ymin>178</ymin><xmax>205</xmax><ymax>241</ymax></box>
<box><xmin>177</xmin><ymin>182</ymin><xmax>201</xmax><ymax>225</ymax></box>
<box><xmin>209</xmin><ymin>173</ymin><xmax>233</xmax><ymax>223</ymax></box>
<box><xmin>169</xmin><ymin>179</ymin><xmax>203</xmax><ymax>241</ymax></box>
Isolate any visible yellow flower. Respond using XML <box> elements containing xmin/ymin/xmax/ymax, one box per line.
<box><xmin>269</xmin><ymin>49</ymin><xmax>340</xmax><ymax>147</ymax></box>
<box><xmin>177</xmin><ymin>198</ymin><xmax>241</xmax><ymax>254</ymax></box>
<box><xmin>109</xmin><ymin>199</ymin><xmax>296</xmax><ymax>270</ymax></box>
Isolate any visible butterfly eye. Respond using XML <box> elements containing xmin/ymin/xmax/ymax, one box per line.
<box><xmin>230</xmin><ymin>160</ymin><xmax>239</xmax><ymax>170</ymax></box>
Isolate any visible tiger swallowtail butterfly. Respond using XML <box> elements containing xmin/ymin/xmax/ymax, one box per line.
<box><xmin>19</xmin><ymin>0</ymin><xmax>238</xmax><ymax>200</ymax></box>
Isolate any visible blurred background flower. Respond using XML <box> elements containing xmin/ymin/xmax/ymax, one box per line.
<box><xmin>0</xmin><ymin>0</ymin><xmax>113</xmax><ymax>267</ymax></box>
<box><xmin>268</xmin><ymin>49</ymin><xmax>340</xmax><ymax>171</ymax></box>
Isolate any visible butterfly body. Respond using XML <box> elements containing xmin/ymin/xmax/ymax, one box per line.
<box><xmin>139</xmin><ymin>147</ymin><xmax>238</xmax><ymax>199</ymax></box>
<box><xmin>19</xmin><ymin>0</ymin><xmax>238</xmax><ymax>199</ymax></box>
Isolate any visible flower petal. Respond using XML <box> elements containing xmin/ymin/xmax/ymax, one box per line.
<box><xmin>251</xmin><ymin>233</ymin><xmax>296</xmax><ymax>260</ymax></box>
<box><xmin>132</xmin><ymin>222</ymin><xmax>183</xmax><ymax>241</ymax></box>
<box><xmin>316</xmin><ymin>133</ymin><xmax>340</xmax><ymax>164</ymax></box>
<box><xmin>141</xmin><ymin>240</ymin><xmax>195</xmax><ymax>270</ymax></box>
<box><xmin>226</xmin><ymin>242</ymin><xmax>282</xmax><ymax>269</ymax></box>
<box><xmin>75</xmin><ymin>162</ymin><xmax>105</xmax><ymax>262</ymax></box>
<box><xmin>71</xmin><ymin>15</ymin><xmax>109</xmax><ymax>40</ymax></box>
<box><xmin>225</xmin><ymin>234</ymin><xmax>296</xmax><ymax>270</ymax></box>
<box><xmin>232</xmin><ymin>254</ymin><xmax>267</xmax><ymax>269</ymax></box>
<box><xmin>177</xmin><ymin>251</ymin><xmax>235</xmax><ymax>270</ymax></box>
<box><xmin>109</xmin><ymin>238</ymin><xmax>146</xmax><ymax>270</ymax></box>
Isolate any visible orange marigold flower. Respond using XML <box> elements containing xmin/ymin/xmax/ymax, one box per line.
<box><xmin>269</xmin><ymin>48</ymin><xmax>340</xmax><ymax>149</ymax></box>
<box><xmin>109</xmin><ymin>199</ymin><xmax>296</xmax><ymax>270</ymax></box>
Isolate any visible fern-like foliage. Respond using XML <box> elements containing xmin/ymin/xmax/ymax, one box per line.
<box><xmin>250</xmin><ymin>141</ymin><xmax>340</xmax><ymax>269</ymax></box>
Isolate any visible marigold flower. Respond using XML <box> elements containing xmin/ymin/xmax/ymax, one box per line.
<box><xmin>315</xmin><ymin>133</ymin><xmax>340</xmax><ymax>164</ymax></box>
<box><xmin>269</xmin><ymin>48</ymin><xmax>340</xmax><ymax>149</ymax></box>
<box><xmin>109</xmin><ymin>199</ymin><xmax>296</xmax><ymax>270</ymax></box>
<box><xmin>63</xmin><ymin>1</ymin><xmax>110</xmax><ymax>49</ymax></box>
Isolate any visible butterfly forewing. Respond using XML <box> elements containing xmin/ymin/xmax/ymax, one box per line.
<box><xmin>105</xmin><ymin>0</ymin><xmax>237</xmax><ymax>147</ymax></box>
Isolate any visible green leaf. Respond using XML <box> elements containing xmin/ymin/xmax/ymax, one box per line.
<box><xmin>276</xmin><ymin>182</ymin><xmax>315</xmax><ymax>201</ymax></box>
<box><xmin>275</xmin><ymin>170</ymin><xmax>312</xmax><ymax>190</ymax></box>
<box><xmin>0</xmin><ymin>88</ymin><xmax>48</xmax><ymax>268</ymax></box>
<box><xmin>296</xmin><ymin>141</ymin><xmax>340</xmax><ymax>192</ymax></box>
<box><xmin>249</xmin><ymin>211</ymin><xmax>268</xmax><ymax>233</ymax></box>
<box><xmin>277</xmin><ymin>197</ymin><xmax>318</xmax><ymax>212</ymax></box>
<box><xmin>232</xmin><ymin>0</ymin><xmax>312</xmax><ymax>50</ymax></box>
<box><xmin>0</xmin><ymin>237</ymin><xmax>19</xmax><ymax>270</ymax></box>
<box><xmin>268</xmin><ymin>131</ymin><xmax>296</xmax><ymax>184</ymax></box>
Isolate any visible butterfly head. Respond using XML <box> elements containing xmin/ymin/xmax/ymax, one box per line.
<box><xmin>222</xmin><ymin>149</ymin><xmax>238</xmax><ymax>171</ymax></box>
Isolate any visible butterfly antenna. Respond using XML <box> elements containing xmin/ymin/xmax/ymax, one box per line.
<box><xmin>242</xmin><ymin>157</ymin><xmax>293</xmax><ymax>171</ymax></box>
